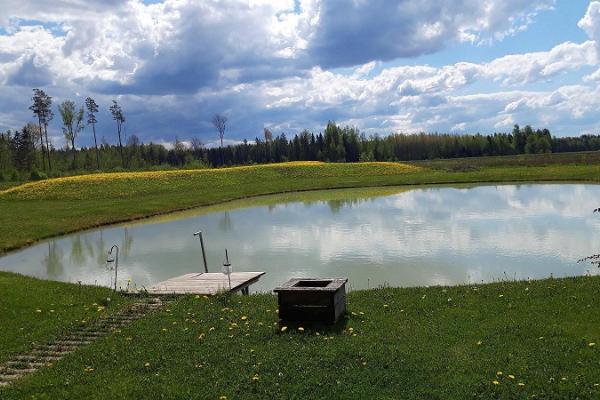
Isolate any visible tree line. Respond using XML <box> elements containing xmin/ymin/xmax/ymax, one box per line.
<box><xmin>1</xmin><ymin>89</ymin><xmax>600</xmax><ymax>181</ymax></box>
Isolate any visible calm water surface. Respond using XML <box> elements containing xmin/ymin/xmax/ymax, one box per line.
<box><xmin>1</xmin><ymin>184</ymin><xmax>599</xmax><ymax>291</ymax></box>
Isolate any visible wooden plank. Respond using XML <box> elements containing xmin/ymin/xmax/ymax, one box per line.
<box><xmin>144</xmin><ymin>272</ymin><xmax>265</xmax><ymax>295</ymax></box>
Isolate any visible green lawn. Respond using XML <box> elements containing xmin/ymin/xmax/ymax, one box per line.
<box><xmin>1</xmin><ymin>275</ymin><xmax>599</xmax><ymax>399</ymax></box>
<box><xmin>0</xmin><ymin>272</ymin><xmax>131</xmax><ymax>364</ymax></box>
<box><xmin>2</xmin><ymin>154</ymin><xmax>600</xmax><ymax>398</ymax></box>
<box><xmin>2</xmin><ymin>157</ymin><xmax>600</xmax><ymax>255</ymax></box>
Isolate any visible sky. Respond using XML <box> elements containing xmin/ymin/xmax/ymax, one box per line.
<box><xmin>1</xmin><ymin>0</ymin><xmax>600</xmax><ymax>148</ymax></box>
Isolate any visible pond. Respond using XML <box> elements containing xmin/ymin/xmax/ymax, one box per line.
<box><xmin>1</xmin><ymin>184</ymin><xmax>599</xmax><ymax>292</ymax></box>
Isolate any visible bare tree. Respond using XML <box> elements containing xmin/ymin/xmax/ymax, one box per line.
<box><xmin>85</xmin><ymin>97</ymin><xmax>100</xmax><ymax>169</ymax></box>
<box><xmin>110</xmin><ymin>100</ymin><xmax>126</xmax><ymax>167</ymax></box>
<box><xmin>58</xmin><ymin>100</ymin><xmax>84</xmax><ymax>168</ymax></box>
<box><xmin>190</xmin><ymin>137</ymin><xmax>204</xmax><ymax>151</ymax></box>
<box><xmin>29</xmin><ymin>89</ymin><xmax>53</xmax><ymax>171</ymax></box>
<box><xmin>212</xmin><ymin>114</ymin><xmax>227</xmax><ymax>165</ymax></box>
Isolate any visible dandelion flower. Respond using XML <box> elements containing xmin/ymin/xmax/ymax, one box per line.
<box><xmin>144</xmin><ymin>362</ymin><xmax>150</xmax><ymax>368</ymax></box>
<box><xmin>496</xmin><ymin>371</ymin><xmax>503</xmax><ymax>376</ymax></box>
<box><xmin>280</xmin><ymin>326</ymin><xmax>288</xmax><ymax>332</ymax></box>
<box><xmin>508</xmin><ymin>375</ymin><xmax>515</xmax><ymax>380</ymax></box>
<box><xmin>241</xmin><ymin>316</ymin><xmax>248</xmax><ymax>321</ymax></box>
<box><xmin>492</xmin><ymin>380</ymin><xmax>500</xmax><ymax>385</ymax></box>
<box><xmin>252</xmin><ymin>374</ymin><xmax>260</xmax><ymax>382</ymax></box>
<box><xmin>518</xmin><ymin>383</ymin><xmax>525</xmax><ymax>387</ymax></box>
<box><xmin>589</xmin><ymin>342</ymin><xmax>596</xmax><ymax>347</ymax></box>
<box><xmin>298</xmin><ymin>327</ymin><xmax>305</xmax><ymax>332</ymax></box>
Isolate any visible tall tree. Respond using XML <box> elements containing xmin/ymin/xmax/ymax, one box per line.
<box><xmin>110</xmin><ymin>100</ymin><xmax>126</xmax><ymax>167</ymax></box>
<box><xmin>13</xmin><ymin>124</ymin><xmax>37</xmax><ymax>171</ymax></box>
<box><xmin>264</xmin><ymin>128</ymin><xmax>273</xmax><ymax>162</ymax></box>
<box><xmin>29</xmin><ymin>89</ymin><xmax>53</xmax><ymax>171</ymax></box>
<box><xmin>212</xmin><ymin>114</ymin><xmax>227</xmax><ymax>165</ymax></box>
<box><xmin>58</xmin><ymin>100</ymin><xmax>84</xmax><ymax>168</ymax></box>
<box><xmin>85</xmin><ymin>97</ymin><xmax>101</xmax><ymax>169</ymax></box>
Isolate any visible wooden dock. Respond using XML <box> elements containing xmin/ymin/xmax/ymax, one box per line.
<box><xmin>145</xmin><ymin>272</ymin><xmax>265</xmax><ymax>295</ymax></box>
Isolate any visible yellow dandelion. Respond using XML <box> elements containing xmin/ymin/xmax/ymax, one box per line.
<box><xmin>252</xmin><ymin>375</ymin><xmax>260</xmax><ymax>382</ymax></box>
<box><xmin>496</xmin><ymin>371</ymin><xmax>503</xmax><ymax>376</ymax></box>
<box><xmin>280</xmin><ymin>326</ymin><xmax>288</xmax><ymax>332</ymax></box>
<box><xmin>589</xmin><ymin>342</ymin><xmax>596</xmax><ymax>347</ymax></box>
<box><xmin>241</xmin><ymin>316</ymin><xmax>248</xmax><ymax>321</ymax></box>
<box><xmin>298</xmin><ymin>327</ymin><xmax>305</xmax><ymax>332</ymax></box>
<box><xmin>518</xmin><ymin>383</ymin><xmax>525</xmax><ymax>387</ymax></box>
<box><xmin>508</xmin><ymin>375</ymin><xmax>515</xmax><ymax>380</ymax></box>
<box><xmin>492</xmin><ymin>380</ymin><xmax>500</xmax><ymax>385</ymax></box>
<box><xmin>144</xmin><ymin>362</ymin><xmax>150</xmax><ymax>368</ymax></box>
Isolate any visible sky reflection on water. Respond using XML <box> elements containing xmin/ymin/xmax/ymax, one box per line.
<box><xmin>1</xmin><ymin>184</ymin><xmax>599</xmax><ymax>292</ymax></box>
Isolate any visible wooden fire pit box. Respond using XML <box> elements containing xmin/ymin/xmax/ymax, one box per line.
<box><xmin>274</xmin><ymin>278</ymin><xmax>348</xmax><ymax>324</ymax></box>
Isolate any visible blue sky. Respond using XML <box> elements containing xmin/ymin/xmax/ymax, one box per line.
<box><xmin>1</xmin><ymin>0</ymin><xmax>600</xmax><ymax>148</ymax></box>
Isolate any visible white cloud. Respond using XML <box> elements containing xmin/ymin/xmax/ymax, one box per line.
<box><xmin>1</xmin><ymin>0</ymin><xmax>600</xmax><ymax>146</ymax></box>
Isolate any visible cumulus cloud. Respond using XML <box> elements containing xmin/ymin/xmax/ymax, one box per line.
<box><xmin>307</xmin><ymin>0</ymin><xmax>556</xmax><ymax>67</ymax></box>
<box><xmin>0</xmin><ymin>0</ymin><xmax>600</xmax><ymax>146</ymax></box>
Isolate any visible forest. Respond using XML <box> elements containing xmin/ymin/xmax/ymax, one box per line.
<box><xmin>3</xmin><ymin>120</ymin><xmax>600</xmax><ymax>181</ymax></box>
<box><xmin>1</xmin><ymin>89</ymin><xmax>600</xmax><ymax>181</ymax></box>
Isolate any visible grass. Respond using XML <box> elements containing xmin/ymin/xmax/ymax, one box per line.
<box><xmin>0</xmin><ymin>272</ymin><xmax>131</xmax><ymax>364</ymax></box>
<box><xmin>1</xmin><ymin>156</ymin><xmax>600</xmax><ymax>255</ymax></box>
<box><xmin>2</xmin><ymin>153</ymin><xmax>600</xmax><ymax>397</ymax></box>
<box><xmin>1</xmin><ymin>275</ymin><xmax>600</xmax><ymax>399</ymax></box>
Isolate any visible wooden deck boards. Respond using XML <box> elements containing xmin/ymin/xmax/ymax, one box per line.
<box><xmin>145</xmin><ymin>272</ymin><xmax>265</xmax><ymax>295</ymax></box>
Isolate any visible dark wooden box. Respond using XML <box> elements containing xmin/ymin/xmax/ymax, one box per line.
<box><xmin>274</xmin><ymin>278</ymin><xmax>348</xmax><ymax>324</ymax></box>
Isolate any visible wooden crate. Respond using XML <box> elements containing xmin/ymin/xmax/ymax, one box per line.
<box><xmin>274</xmin><ymin>278</ymin><xmax>348</xmax><ymax>324</ymax></box>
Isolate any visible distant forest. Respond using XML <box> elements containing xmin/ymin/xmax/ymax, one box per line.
<box><xmin>3</xmin><ymin>121</ymin><xmax>599</xmax><ymax>181</ymax></box>
<box><xmin>1</xmin><ymin>89</ymin><xmax>600</xmax><ymax>181</ymax></box>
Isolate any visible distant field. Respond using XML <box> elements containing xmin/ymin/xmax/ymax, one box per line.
<box><xmin>1</xmin><ymin>156</ymin><xmax>600</xmax><ymax>254</ymax></box>
<box><xmin>410</xmin><ymin>150</ymin><xmax>600</xmax><ymax>170</ymax></box>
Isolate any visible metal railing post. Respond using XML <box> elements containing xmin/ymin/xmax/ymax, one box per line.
<box><xmin>193</xmin><ymin>231</ymin><xmax>209</xmax><ymax>273</ymax></box>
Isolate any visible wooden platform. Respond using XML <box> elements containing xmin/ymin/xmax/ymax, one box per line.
<box><xmin>145</xmin><ymin>272</ymin><xmax>265</xmax><ymax>295</ymax></box>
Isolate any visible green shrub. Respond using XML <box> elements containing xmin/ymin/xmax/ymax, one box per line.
<box><xmin>30</xmin><ymin>170</ymin><xmax>48</xmax><ymax>181</ymax></box>
<box><xmin>10</xmin><ymin>170</ymin><xmax>19</xmax><ymax>181</ymax></box>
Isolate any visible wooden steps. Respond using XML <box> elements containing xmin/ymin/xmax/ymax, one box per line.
<box><xmin>0</xmin><ymin>297</ymin><xmax>165</xmax><ymax>389</ymax></box>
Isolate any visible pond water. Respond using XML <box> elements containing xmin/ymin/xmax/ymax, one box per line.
<box><xmin>1</xmin><ymin>184</ymin><xmax>599</xmax><ymax>292</ymax></box>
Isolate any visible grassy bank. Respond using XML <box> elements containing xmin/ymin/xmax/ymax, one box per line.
<box><xmin>2</xmin><ymin>156</ymin><xmax>600</xmax><ymax>255</ymax></box>
<box><xmin>1</xmin><ymin>274</ymin><xmax>599</xmax><ymax>399</ymax></box>
<box><xmin>0</xmin><ymin>272</ymin><xmax>130</xmax><ymax>364</ymax></box>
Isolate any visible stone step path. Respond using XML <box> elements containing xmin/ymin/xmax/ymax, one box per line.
<box><xmin>0</xmin><ymin>297</ymin><xmax>164</xmax><ymax>388</ymax></box>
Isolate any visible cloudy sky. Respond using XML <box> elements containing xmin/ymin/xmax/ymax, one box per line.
<box><xmin>0</xmin><ymin>0</ymin><xmax>599</xmax><ymax>148</ymax></box>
